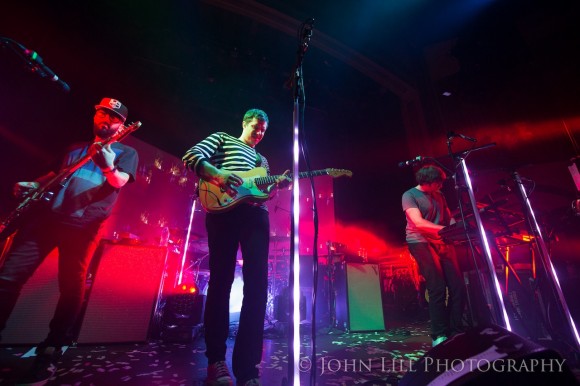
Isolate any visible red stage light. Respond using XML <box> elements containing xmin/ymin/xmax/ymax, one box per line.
<box><xmin>176</xmin><ymin>283</ymin><xmax>197</xmax><ymax>294</ymax></box>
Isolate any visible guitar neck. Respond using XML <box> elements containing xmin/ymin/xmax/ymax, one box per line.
<box><xmin>254</xmin><ymin>169</ymin><xmax>329</xmax><ymax>186</ymax></box>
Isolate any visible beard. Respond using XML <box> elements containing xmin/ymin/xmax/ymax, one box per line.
<box><xmin>93</xmin><ymin>123</ymin><xmax>117</xmax><ymax>139</ymax></box>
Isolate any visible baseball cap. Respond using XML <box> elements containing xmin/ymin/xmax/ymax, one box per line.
<box><xmin>94</xmin><ymin>98</ymin><xmax>128</xmax><ymax>122</ymax></box>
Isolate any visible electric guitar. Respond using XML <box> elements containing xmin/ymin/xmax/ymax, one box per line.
<box><xmin>0</xmin><ymin>121</ymin><xmax>142</xmax><ymax>240</ymax></box>
<box><xmin>198</xmin><ymin>167</ymin><xmax>352</xmax><ymax>213</ymax></box>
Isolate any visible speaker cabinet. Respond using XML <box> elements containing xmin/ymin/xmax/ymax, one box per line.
<box><xmin>399</xmin><ymin>325</ymin><xmax>577</xmax><ymax>386</ymax></box>
<box><xmin>76</xmin><ymin>242</ymin><xmax>167</xmax><ymax>344</ymax></box>
<box><xmin>463</xmin><ymin>270</ymin><xmax>495</xmax><ymax>328</ymax></box>
<box><xmin>1</xmin><ymin>249</ymin><xmax>60</xmax><ymax>345</ymax></box>
<box><xmin>335</xmin><ymin>263</ymin><xmax>385</xmax><ymax>332</ymax></box>
<box><xmin>298</xmin><ymin>255</ymin><xmax>332</xmax><ymax>325</ymax></box>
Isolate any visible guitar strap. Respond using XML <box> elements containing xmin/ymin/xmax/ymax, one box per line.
<box><xmin>255</xmin><ymin>152</ymin><xmax>263</xmax><ymax>167</ymax></box>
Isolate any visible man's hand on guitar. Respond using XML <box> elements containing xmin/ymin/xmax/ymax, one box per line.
<box><xmin>276</xmin><ymin>170</ymin><xmax>292</xmax><ymax>189</ymax></box>
<box><xmin>214</xmin><ymin>170</ymin><xmax>243</xmax><ymax>197</ymax></box>
<box><xmin>276</xmin><ymin>170</ymin><xmax>291</xmax><ymax>189</ymax></box>
<box><xmin>90</xmin><ymin>142</ymin><xmax>116</xmax><ymax>171</ymax></box>
<box><xmin>13</xmin><ymin>181</ymin><xmax>39</xmax><ymax>198</ymax></box>
<box><xmin>266</xmin><ymin>170</ymin><xmax>291</xmax><ymax>196</ymax></box>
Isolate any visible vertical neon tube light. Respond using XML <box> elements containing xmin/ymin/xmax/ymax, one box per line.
<box><xmin>179</xmin><ymin>197</ymin><xmax>197</xmax><ymax>285</ymax></box>
<box><xmin>460</xmin><ymin>159</ymin><xmax>512</xmax><ymax>330</ymax></box>
<box><xmin>505</xmin><ymin>247</ymin><xmax>510</xmax><ymax>292</ymax></box>
<box><xmin>513</xmin><ymin>172</ymin><xmax>580</xmax><ymax>349</ymax></box>
<box><xmin>291</xmin><ymin>119</ymin><xmax>301</xmax><ymax>386</ymax></box>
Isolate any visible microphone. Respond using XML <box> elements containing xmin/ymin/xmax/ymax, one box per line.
<box><xmin>447</xmin><ymin>131</ymin><xmax>477</xmax><ymax>143</ymax></box>
<box><xmin>301</xmin><ymin>18</ymin><xmax>314</xmax><ymax>47</ymax></box>
<box><xmin>24</xmin><ymin>49</ymin><xmax>70</xmax><ymax>92</ymax></box>
<box><xmin>398</xmin><ymin>156</ymin><xmax>424</xmax><ymax>168</ymax></box>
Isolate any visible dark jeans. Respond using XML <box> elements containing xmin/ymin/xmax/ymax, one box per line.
<box><xmin>204</xmin><ymin>204</ymin><xmax>269</xmax><ymax>383</ymax></box>
<box><xmin>408</xmin><ymin>242</ymin><xmax>465</xmax><ymax>339</ymax></box>
<box><xmin>0</xmin><ymin>217</ymin><xmax>99</xmax><ymax>347</ymax></box>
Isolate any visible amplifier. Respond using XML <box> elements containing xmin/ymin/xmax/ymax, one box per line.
<box><xmin>335</xmin><ymin>263</ymin><xmax>385</xmax><ymax>332</ymax></box>
<box><xmin>76</xmin><ymin>242</ymin><xmax>167</xmax><ymax>344</ymax></box>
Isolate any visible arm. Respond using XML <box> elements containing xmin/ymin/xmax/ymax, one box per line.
<box><xmin>197</xmin><ymin>159</ymin><xmax>242</xmax><ymax>194</ymax></box>
<box><xmin>405</xmin><ymin>207</ymin><xmax>445</xmax><ymax>240</ymax></box>
<box><xmin>91</xmin><ymin>143</ymin><xmax>131</xmax><ymax>188</ymax></box>
<box><xmin>183</xmin><ymin>134</ymin><xmax>243</xmax><ymax>195</ymax></box>
<box><xmin>257</xmin><ymin>155</ymin><xmax>290</xmax><ymax>197</ymax></box>
<box><xmin>266</xmin><ymin>170</ymin><xmax>291</xmax><ymax>197</ymax></box>
<box><xmin>12</xmin><ymin>171</ymin><xmax>57</xmax><ymax>197</ymax></box>
<box><xmin>100</xmin><ymin>166</ymin><xmax>130</xmax><ymax>189</ymax></box>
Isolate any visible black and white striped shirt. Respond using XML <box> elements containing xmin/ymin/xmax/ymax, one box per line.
<box><xmin>183</xmin><ymin>131</ymin><xmax>270</xmax><ymax>176</ymax></box>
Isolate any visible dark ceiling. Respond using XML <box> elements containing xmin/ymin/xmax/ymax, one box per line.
<box><xmin>1</xmin><ymin>0</ymin><xmax>579</xmax><ymax>244</ymax></box>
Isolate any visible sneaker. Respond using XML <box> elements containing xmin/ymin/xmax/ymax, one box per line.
<box><xmin>205</xmin><ymin>360</ymin><xmax>233</xmax><ymax>386</ymax></box>
<box><xmin>241</xmin><ymin>378</ymin><xmax>262</xmax><ymax>386</ymax></box>
<box><xmin>432</xmin><ymin>335</ymin><xmax>447</xmax><ymax>347</ymax></box>
<box><xmin>15</xmin><ymin>347</ymin><xmax>60</xmax><ymax>386</ymax></box>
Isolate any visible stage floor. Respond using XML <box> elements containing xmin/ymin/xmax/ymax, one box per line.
<box><xmin>0</xmin><ymin>321</ymin><xmax>432</xmax><ymax>386</ymax></box>
<box><xmin>3</xmin><ymin>320</ymin><xmax>580</xmax><ymax>386</ymax></box>
<box><xmin>3</xmin><ymin>295</ymin><xmax>580</xmax><ymax>386</ymax></box>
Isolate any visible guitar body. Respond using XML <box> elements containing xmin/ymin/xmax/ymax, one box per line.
<box><xmin>197</xmin><ymin>167</ymin><xmax>352</xmax><ymax>213</ymax></box>
<box><xmin>198</xmin><ymin>167</ymin><xmax>271</xmax><ymax>213</ymax></box>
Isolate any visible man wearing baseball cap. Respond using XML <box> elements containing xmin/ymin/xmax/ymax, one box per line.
<box><xmin>0</xmin><ymin>97</ymin><xmax>138</xmax><ymax>385</ymax></box>
<box><xmin>95</xmin><ymin>97</ymin><xmax>128</xmax><ymax>122</ymax></box>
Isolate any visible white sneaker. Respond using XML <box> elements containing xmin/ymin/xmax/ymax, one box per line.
<box><xmin>432</xmin><ymin>335</ymin><xmax>447</xmax><ymax>347</ymax></box>
<box><xmin>205</xmin><ymin>361</ymin><xmax>233</xmax><ymax>386</ymax></box>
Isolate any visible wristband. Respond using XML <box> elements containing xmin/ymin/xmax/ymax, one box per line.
<box><xmin>102</xmin><ymin>167</ymin><xmax>117</xmax><ymax>174</ymax></box>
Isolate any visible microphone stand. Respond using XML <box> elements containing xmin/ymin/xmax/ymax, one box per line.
<box><xmin>0</xmin><ymin>36</ymin><xmax>70</xmax><ymax>92</ymax></box>
<box><xmin>284</xmin><ymin>19</ymin><xmax>314</xmax><ymax>386</ymax></box>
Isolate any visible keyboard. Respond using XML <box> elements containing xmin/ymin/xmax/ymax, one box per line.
<box><xmin>438</xmin><ymin>221</ymin><xmax>479</xmax><ymax>244</ymax></box>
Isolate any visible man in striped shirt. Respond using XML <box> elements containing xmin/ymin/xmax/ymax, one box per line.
<box><xmin>183</xmin><ymin>108</ymin><xmax>288</xmax><ymax>386</ymax></box>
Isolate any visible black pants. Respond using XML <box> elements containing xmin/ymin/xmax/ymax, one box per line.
<box><xmin>408</xmin><ymin>242</ymin><xmax>465</xmax><ymax>339</ymax></box>
<box><xmin>204</xmin><ymin>205</ymin><xmax>269</xmax><ymax>383</ymax></box>
<box><xmin>0</xmin><ymin>217</ymin><xmax>99</xmax><ymax>347</ymax></box>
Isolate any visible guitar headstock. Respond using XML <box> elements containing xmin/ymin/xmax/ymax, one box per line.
<box><xmin>115</xmin><ymin>121</ymin><xmax>142</xmax><ymax>141</ymax></box>
<box><xmin>102</xmin><ymin>121</ymin><xmax>142</xmax><ymax>146</ymax></box>
<box><xmin>326</xmin><ymin>168</ymin><xmax>353</xmax><ymax>178</ymax></box>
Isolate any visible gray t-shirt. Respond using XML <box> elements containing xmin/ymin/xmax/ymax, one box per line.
<box><xmin>50</xmin><ymin>141</ymin><xmax>138</xmax><ymax>229</ymax></box>
<box><xmin>402</xmin><ymin>186</ymin><xmax>451</xmax><ymax>243</ymax></box>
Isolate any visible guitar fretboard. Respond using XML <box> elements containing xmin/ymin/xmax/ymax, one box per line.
<box><xmin>254</xmin><ymin>169</ymin><xmax>329</xmax><ymax>186</ymax></box>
